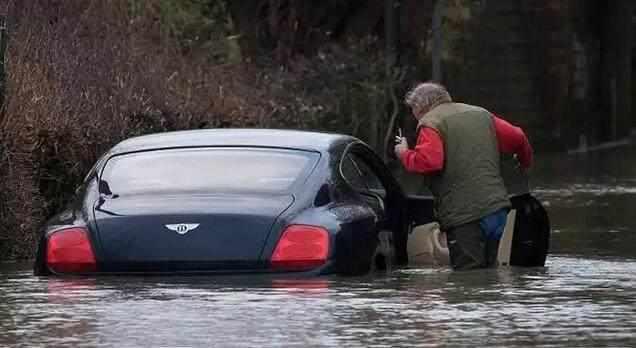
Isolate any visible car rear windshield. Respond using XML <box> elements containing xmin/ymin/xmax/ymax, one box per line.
<box><xmin>100</xmin><ymin>147</ymin><xmax>319</xmax><ymax>195</ymax></box>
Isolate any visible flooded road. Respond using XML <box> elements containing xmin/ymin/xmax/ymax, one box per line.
<box><xmin>2</xmin><ymin>144</ymin><xmax>636</xmax><ymax>347</ymax></box>
<box><xmin>2</xmin><ymin>257</ymin><xmax>636</xmax><ymax>347</ymax></box>
<box><xmin>533</xmin><ymin>144</ymin><xmax>636</xmax><ymax>258</ymax></box>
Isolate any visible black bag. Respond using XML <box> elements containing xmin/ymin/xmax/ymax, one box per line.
<box><xmin>509</xmin><ymin>193</ymin><xmax>551</xmax><ymax>267</ymax></box>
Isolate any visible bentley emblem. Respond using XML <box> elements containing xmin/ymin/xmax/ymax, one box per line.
<box><xmin>165</xmin><ymin>223</ymin><xmax>200</xmax><ymax>235</ymax></box>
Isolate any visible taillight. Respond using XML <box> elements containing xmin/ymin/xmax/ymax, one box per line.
<box><xmin>46</xmin><ymin>227</ymin><xmax>97</xmax><ymax>274</ymax></box>
<box><xmin>271</xmin><ymin>225</ymin><xmax>330</xmax><ymax>271</ymax></box>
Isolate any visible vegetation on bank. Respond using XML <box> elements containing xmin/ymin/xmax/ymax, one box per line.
<box><xmin>0</xmin><ymin>1</ymin><xmax>406</xmax><ymax>259</ymax></box>
<box><xmin>1</xmin><ymin>0</ymin><xmax>634</xmax><ymax>259</ymax></box>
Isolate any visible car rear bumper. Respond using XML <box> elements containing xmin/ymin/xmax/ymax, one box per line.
<box><xmin>36</xmin><ymin>256</ymin><xmax>337</xmax><ymax>277</ymax></box>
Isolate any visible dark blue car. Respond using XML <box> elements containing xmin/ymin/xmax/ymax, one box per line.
<box><xmin>34</xmin><ymin>129</ymin><xmax>549</xmax><ymax>276</ymax></box>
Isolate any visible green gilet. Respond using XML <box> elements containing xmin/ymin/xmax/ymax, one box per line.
<box><xmin>418</xmin><ymin>102</ymin><xmax>510</xmax><ymax>229</ymax></box>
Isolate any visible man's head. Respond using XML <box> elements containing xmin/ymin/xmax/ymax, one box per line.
<box><xmin>404</xmin><ymin>82</ymin><xmax>452</xmax><ymax>120</ymax></box>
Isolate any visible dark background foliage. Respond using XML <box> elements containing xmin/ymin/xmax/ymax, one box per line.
<box><xmin>0</xmin><ymin>0</ymin><xmax>634</xmax><ymax>259</ymax></box>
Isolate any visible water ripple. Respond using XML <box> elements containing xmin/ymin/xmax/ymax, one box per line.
<box><xmin>2</xmin><ymin>257</ymin><xmax>636</xmax><ymax>347</ymax></box>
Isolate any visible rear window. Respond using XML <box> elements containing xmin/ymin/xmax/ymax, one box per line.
<box><xmin>100</xmin><ymin>147</ymin><xmax>319</xmax><ymax>195</ymax></box>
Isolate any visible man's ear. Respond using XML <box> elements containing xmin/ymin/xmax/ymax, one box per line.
<box><xmin>416</xmin><ymin>106</ymin><xmax>428</xmax><ymax>119</ymax></box>
<box><xmin>415</xmin><ymin>109</ymin><xmax>426</xmax><ymax>121</ymax></box>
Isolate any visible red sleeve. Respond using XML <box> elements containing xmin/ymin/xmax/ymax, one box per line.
<box><xmin>399</xmin><ymin>127</ymin><xmax>444</xmax><ymax>174</ymax></box>
<box><xmin>493</xmin><ymin>115</ymin><xmax>533</xmax><ymax>169</ymax></box>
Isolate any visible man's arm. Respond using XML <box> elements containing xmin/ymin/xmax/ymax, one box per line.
<box><xmin>399</xmin><ymin>127</ymin><xmax>444</xmax><ymax>174</ymax></box>
<box><xmin>492</xmin><ymin>115</ymin><xmax>533</xmax><ymax>169</ymax></box>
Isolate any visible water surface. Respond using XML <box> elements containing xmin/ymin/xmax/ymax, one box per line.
<box><xmin>1</xmin><ymin>144</ymin><xmax>635</xmax><ymax>347</ymax></box>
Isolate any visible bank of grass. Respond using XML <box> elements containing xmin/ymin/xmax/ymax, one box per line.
<box><xmin>0</xmin><ymin>0</ymin><xmax>393</xmax><ymax>259</ymax></box>
<box><xmin>0</xmin><ymin>0</ymin><xmax>268</xmax><ymax>259</ymax></box>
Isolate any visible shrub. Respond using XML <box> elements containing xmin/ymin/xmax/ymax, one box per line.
<box><xmin>0</xmin><ymin>0</ymin><xmax>270</xmax><ymax>258</ymax></box>
<box><xmin>0</xmin><ymin>0</ymin><xmax>398</xmax><ymax>259</ymax></box>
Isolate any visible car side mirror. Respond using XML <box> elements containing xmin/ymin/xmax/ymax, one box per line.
<box><xmin>360</xmin><ymin>190</ymin><xmax>385</xmax><ymax>212</ymax></box>
<box><xmin>98</xmin><ymin>180</ymin><xmax>112</xmax><ymax>196</ymax></box>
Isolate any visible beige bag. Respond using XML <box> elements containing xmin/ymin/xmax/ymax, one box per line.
<box><xmin>496</xmin><ymin>209</ymin><xmax>517</xmax><ymax>266</ymax></box>
<box><xmin>407</xmin><ymin>222</ymin><xmax>450</xmax><ymax>266</ymax></box>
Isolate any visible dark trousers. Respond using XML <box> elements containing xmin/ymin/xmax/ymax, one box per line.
<box><xmin>446</xmin><ymin>221</ymin><xmax>500</xmax><ymax>271</ymax></box>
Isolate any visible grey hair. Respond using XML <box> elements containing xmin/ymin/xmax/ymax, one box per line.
<box><xmin>404</xmin><ymin>82</ymin><xmax>452</xmax><ymax>113</ymax></box>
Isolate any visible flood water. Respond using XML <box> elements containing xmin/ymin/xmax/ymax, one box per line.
<box><xmin>2</xmin><ymin>144</ymin><xmax>636</xmax><ymax>347</ymax></box>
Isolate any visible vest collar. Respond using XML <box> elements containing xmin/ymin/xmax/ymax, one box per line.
<box><xmin>416</xmin><ymin>103</ymin><xmax>453</xmax><ymax>129</ymax></box>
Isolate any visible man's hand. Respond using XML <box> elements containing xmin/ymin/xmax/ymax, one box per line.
<box><xmin>513</xmin><ymin>154</ymin><xmax>530</xmax><ymax>172</ymax></box>
<box><xmin>394</xmin><ymin>136</ymin><xmax>408</xmax><ymax>158</ymax></box>
<box><xmin>513</xmin><ymin>154</ymin><xmax>521</xmax><ymax>170</ymax></box>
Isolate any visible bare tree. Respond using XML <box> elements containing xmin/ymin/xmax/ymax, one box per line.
<box><xmin>381</xmin><ymin>0</ymin><xmax>403</xmax><ymax>161</ymax></box>
<box><xmin>601</xmin><ymin>0</ymin><xmax>633</xmax><ymax>140</ymax></box>
<box><xmin>0</xmin><ymin>15</ymin><xmax>6</xmax><ymax>110</ymax></box>
<box><xmin>431</xmin><ymin>0</ymin><xmax>446</xmax><ymax>82</ymax></box>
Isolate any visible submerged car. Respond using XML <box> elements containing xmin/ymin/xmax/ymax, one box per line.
<box><xmin>34</xmin><ymin>129</ymin><xmax>550</xmax><ymax>276</ymax></box>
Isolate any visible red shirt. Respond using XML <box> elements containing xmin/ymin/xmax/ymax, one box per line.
<box><xmin>400</xmin><ymin>115</ymin><xmax>533</xmax><ymax>174</ymax></box>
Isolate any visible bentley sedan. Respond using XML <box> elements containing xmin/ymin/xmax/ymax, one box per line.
<box><xmin>34</xmin><ymin>129</ymin><xmax>549</xmax><ymax>276</ymax></box>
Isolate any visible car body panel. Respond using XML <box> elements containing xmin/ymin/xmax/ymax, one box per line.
<box><xmin>93</xmin><ymin>194</ymin><xmax>295</xmax><ymax>272</ymax></box>
<box><xmin>33</xmin><ymin>128</ymin><xmax>549</xmax><ymax>277</ymax></box>
<box><xmin>107</xmin><ymin>129</ymin><xmax>353</xmax><ymax>155</ymax></box>
<box><xmin>34</xmin><ymin>129</ymin><xmax>404</xmax><ymax>276</ymax></box>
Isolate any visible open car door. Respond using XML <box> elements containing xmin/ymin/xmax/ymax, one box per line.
<box><xmin>404</xmin><ymin>194</ymin><xmax>435</xmax><ymax>228</ymax></box>
<box><xmin>501</xmin><ymin>156</ymin><xmax>551</xmax><ymax>267</ymax></box>
<box><xmin>403</xmin><ymin>155</ymin><xmax>551</xmax><ymax>267</ymax></box>
<box><xmin>507</xmin><ymin>193</ymin><xmax>550</xmax><ymax>266</ymax></box>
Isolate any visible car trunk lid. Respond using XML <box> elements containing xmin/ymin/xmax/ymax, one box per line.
<box><xmin>92</xmin><ymin>194</ymin><xmax>294</xmax><ymax>272</ymax></box>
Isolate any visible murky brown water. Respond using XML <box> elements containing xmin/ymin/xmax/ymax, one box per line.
<box><xmin>2</xmin><ymin>144</ymin><xmax>635</xmax><ymax>347</ymax></box>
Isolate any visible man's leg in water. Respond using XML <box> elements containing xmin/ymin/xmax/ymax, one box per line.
<box><xmin>446</xmin><ymin>222</ymin><xmax>485</xmax><ymax>271</ymax></box>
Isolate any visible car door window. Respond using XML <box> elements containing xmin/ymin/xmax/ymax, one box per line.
<box><xmin>349</xmin><ymin>154</ymin><xmax>385</xmax><ymax>194</ymax></box>
<box><xmin>341</xmin><ymin>151</ymin><xmax>388</xmax><ymax>220</ymax></box>
<box><xmin>340</xmin><ymin>154</ymin><xmax>367</xmax><ymax>191</ymax></box>
<box><xmin>341</xmin><ymin>152</ymin><xmax>387</xmax><ymax>193</ymax></box>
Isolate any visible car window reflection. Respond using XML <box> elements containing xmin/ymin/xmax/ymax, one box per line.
<box><xmin>100</xmin><ymin>148</ymin><xmax>319</xmax><ymax>195</ymax></box>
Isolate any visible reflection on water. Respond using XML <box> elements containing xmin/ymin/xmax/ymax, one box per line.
<box><xmin>533</xmin><ymin>144</ymin><xmax>636</xmax><ymax>258</ymax></box>
<box><xmin>1</xmin><ymin>144</ymin><xmax>635</xmax><ymax>347</ymax></box>
<box><xmin>2</xmin><ymin>257</ymin><xmax>636</xmax><ymax>347</ymax></box>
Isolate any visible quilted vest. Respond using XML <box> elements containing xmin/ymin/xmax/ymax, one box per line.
<box><xmin>418</xmin><ymin>102</ymin><xmax>510</xmax><ymax>229</ymax></box>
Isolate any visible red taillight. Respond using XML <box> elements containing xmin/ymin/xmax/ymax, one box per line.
<box><xmin>46</xmin><ymin>227</ymin><xmax>97</xmax><ymax>274</ymax></box>
<box><xmin>271</xmin><ymin>225</ymin><xmax>330</xmax><ymax>271</ymax></box>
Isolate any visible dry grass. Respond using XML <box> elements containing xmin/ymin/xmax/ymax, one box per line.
<box><xmin>0</xmin><ymin>0</ymin><xmax>271</xmax><ymax>258</ymax></box>
<box><xmin>0</xmin><ymin>0</ymin><xmax>393</xmax><ymax>259</ymax></box>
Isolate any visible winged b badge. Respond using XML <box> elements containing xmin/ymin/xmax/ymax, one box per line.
<box><xmin>165</xmin><ymin>223</ymin><xmax>200</xmax><ymax>235</ymax></box>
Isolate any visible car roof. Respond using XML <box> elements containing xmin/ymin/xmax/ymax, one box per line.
<box><xmin>109</xmin><ymin>128</ymin><xmax>358</xmax><ymax>155</ymax></box>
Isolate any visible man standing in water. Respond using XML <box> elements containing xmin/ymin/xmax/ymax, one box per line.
<box><xmin>395</xmin><ymin>82</ymin><xmax>533</xmax><ymax>270</ymax></box>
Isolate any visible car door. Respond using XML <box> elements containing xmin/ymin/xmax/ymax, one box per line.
<box><xmin>340</xmin><ymin>143</ymin><xmax>437</xmax><ymax>265</ymax></box>
<box><xmin>340</xmin><ymin>151</ymin><xmax>387</xmax><ymax>223</ymax></box>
